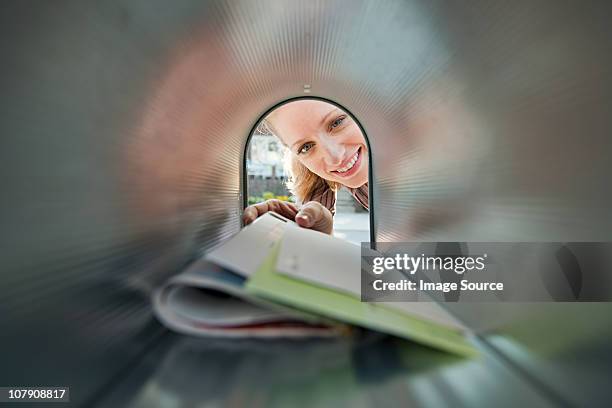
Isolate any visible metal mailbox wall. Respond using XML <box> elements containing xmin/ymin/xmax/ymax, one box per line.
<box><xmin>1</xmin><ymin>0</ymin><xmax>611</xmax><ymax>405</ymax></box>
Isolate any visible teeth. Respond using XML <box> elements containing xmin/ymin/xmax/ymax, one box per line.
<box><xmin>336</xmin><ymin>151</ymin><xmax>359</xmax><ymax>173</ymax></box>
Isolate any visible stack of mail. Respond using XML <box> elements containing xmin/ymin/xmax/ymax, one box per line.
<box><xmin>153</xmin><ymin>213</ymin><xmax>476</xmax><ymax>356</ymax></box>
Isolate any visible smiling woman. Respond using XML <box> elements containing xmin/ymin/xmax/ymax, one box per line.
<box><xmin>243</xmin><ymin>99</ymin><xmax>370</xmax><ymax>235</ymax></box>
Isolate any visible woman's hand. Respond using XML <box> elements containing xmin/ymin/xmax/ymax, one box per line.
<box><xmin>294</xmin><ymin>201</ymin><xmax>333</xmax><ymax>235</ymax></box>
<box><xmin>242</xmin><ymin>199</ymin><xmax>333</xmax><ymax>235</ymax></box>
<box><xmin>243</xmin><ymin>199</ymin><xmax>298</xmax><ymax>225</ymax></box>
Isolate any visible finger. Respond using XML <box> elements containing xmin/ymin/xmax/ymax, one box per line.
<box><xmin>242</xmin><ymin>201</ymin><xmax>271</xmax><ymax>225</ymax></box>
<box><xmin>296</xmin><ymin>203</ymin><xmax>319</xmax><ymax>228</ymax></box>
<box><xmin>243</xmin><ymin>200</ymin><xmax>298</xmax><ymax>225</ymax></box>
<box><xmin>296</xmin><ymin>201</ymin><xmax>333</xmax><ymax>234</ymax></box>
<box><xmin>262</xmin><ymin>199</ymin><xmax>299</xmax><ymax>220</ymax></box>
<box><xmin>242</xmin><ymin>206</ymin><xmax>259</xmax><ymax>225</ymax></box>
<box><xmin>276</xmin><ymin>200</ymin><xmax>299</xmax><ymax>220</ymax></box>
<box><xmin>295</xmin><ymin>212</ymin><xmax>312</xmax><ymax>227</ymax></box>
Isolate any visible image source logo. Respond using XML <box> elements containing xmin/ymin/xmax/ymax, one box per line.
<box><xmin>361</xmin><ymin>242</ymin><xmax>612</xmax><ymax>302</ymax></box>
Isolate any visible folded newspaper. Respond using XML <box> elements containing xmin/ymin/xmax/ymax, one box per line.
<box><xmin>153</xmin><ymin>212</ymin><xmax>477</xmax><ymax>356</ymax></box>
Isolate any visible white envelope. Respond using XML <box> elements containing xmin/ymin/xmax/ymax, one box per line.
<box><xmin>275</xmin><ymin>227</ymin><xmax>465</xmax><ymax>330</ymax></box>
<box><xmin>276</xmin><ymin>226</ymin><xmax>362</xmax><ymax>295</ymax></box>
<box><xmin>206</xmin><ymin>212</ymin><xmax>295</xmax><ymax>276</ymax></box>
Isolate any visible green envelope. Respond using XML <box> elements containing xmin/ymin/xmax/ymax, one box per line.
<box><xmin>245</xmin><ymin>242</ymin><xmax>478</xmax><ymax>357</ymax></box>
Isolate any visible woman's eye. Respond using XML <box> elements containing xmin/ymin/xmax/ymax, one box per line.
<box><xmin>298</xmin><ymin>142</ymin><xmax>314</xmax><ymax>154</ymax></box>
<box><xmin>330</xmin><ymin>116</ymin><xmax>346</xmax><ymax>130</ymax></box>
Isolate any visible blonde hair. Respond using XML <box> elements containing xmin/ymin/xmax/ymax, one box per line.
<box><xmin>285</xmin><ymin>153</ymin><xmax>339</xmax><ymax>203</ymax></box>
<box><xmin>258</xmin><ymin>118</ymin><xmax>339</xmax><ymax>203</ymax></box>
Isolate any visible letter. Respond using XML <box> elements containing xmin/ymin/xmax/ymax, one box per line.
<box><xmin>464</xmin><ymin>257</ymin><xmax>475</xmax><ymax>270</ymax></box>
<box><xmin>409</xmin><ymin>256</ymin><xmax>421</xmax><ymax>274</ymax></box>
<box><xmin>443</xmin><ymin>257</ymin><xmax>454</xmax><ymax>271</ymax></box>
<box><xmin>426</xmin><ymin>256</ymin><xmax>443</xmax><ymax>270</ymax></box>
<box><xmin>454</xmin><ymin>257</ymin><xmax>466</xmax><ymax>274</ymax></box>
<box><xmin>476</xmin><ymin>256</ymin><xmax>486</xmax><ymax>270</ymax></box>
<box><xmin>395</xmin><ymin>254</ymin><xmax>403</xmax><ymax>269</ymax></box>
<box><xmin>401</xmin><ymin>254</ymin><xmax>410</xmax><ymax>270</ymax></box>
<box><xmin>373</xmin><ymin>279</ymin><xmax>383</xmax><ymax>290</ymax></box>
<box><xmin>372</xmin><ymin>257</ymin><xmax>384</xmax><ymax>274</ymax></box>
<box><xmin>384</xmin><ymin>256</ymin><xmax>395</xmax><ymax>271</ymax></box>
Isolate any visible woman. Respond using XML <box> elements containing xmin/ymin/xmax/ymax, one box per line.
<box><xmin>243</xmin><ymin>99</ymin><xmax>369</xmax><ymax>234</ymax></box>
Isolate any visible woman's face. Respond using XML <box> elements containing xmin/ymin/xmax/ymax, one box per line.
<box><xmin>268</xmin><ymin>100</ymin><xmax>369</xmax><ymax>188</ymax></box>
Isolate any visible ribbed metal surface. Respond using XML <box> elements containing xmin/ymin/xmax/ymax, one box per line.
<box><xmin>1</xmin><ymin>0</ymin><xmax>611</xmax><ymax>405</ymax></box>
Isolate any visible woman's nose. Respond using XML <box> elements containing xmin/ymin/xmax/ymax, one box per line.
<box><xmin>321</xmin><ymin>139</ymin><xmax>346</xmax><ymax>167</ymax></box>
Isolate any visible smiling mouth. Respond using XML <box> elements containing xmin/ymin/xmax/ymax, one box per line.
<box><xmin>331</xmin><ymin>147</ymin><xmax>362</xmax><ymax>177</ymax></box>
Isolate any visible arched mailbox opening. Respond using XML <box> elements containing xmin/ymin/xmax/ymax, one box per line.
<box><xmin>243</xmin><ymin>97</ymin><xmax>375</xmax><ymax>243</ymax></box>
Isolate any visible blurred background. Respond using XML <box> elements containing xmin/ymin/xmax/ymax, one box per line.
<box><xmin>247</xmin><ymin>125</ymin><xmax>292</xmax><ymax>205</ymax></box>
<box><xmin>1</xmin><ymin>0</ymin><xmax>611</xmax><ymax>406</ymax></box>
